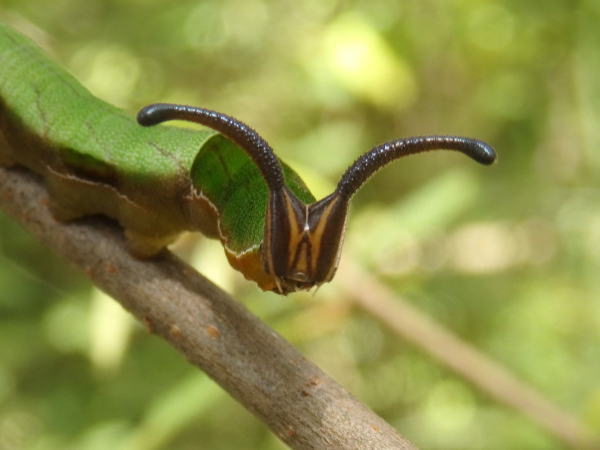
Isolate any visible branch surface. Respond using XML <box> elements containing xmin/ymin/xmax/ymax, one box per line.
<box><xmin>0</xmin><ymin>166</ymin><xmax>416</xmax><ymax>450</ymax></box>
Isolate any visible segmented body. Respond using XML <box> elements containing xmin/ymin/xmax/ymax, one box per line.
<box><xmin>0</xmin><ymin>24</ymin><xmax>314</xmax><ymax>291</ymax></box>
<box><xmin>0</xmin><ymin>24</ymin><xmax>496</xmax><ymax>294</ymax></box>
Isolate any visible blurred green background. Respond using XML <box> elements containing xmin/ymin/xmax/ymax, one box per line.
<box><xmin>1</xmin><ymin>1</ymin><xmax>599</xmax><ymax>449</ymax></box>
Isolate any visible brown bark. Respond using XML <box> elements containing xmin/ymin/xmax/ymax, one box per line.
<box><xmin>0</xmin><ymin>166</ymin><xmax>416</xmax><ymax>450</ymax></box>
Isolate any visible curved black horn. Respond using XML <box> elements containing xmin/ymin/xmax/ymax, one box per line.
<box><xmin>137</xmin><ymin>103</ymin><xmax>285</xmax><ymax>191</ymax></box>
<box><xmin>336</xmin><ymin>136</ymin><xmax>496</xmax><ymax>199</ymax></box>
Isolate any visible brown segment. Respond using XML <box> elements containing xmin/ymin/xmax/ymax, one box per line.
<box><xmin>263</xmin><ymin>194</ymin><xmax>276</xmax><ymax>280</ymax></box>
<box><xmin>283</xmin><ymin>189</ymin><xmax>305</xmax><ymax>271</ymax></box>
<box><xmin>273</xmin><ymin>191</ymin><xmax>347</xmax><ymax>287</ymax></box>
<box><xmin>289</xmin><ymin>236</ymin><xmax>312</xmax><ymax>280</ymax></box>
<box><xmin>308</xmin><ymin>196</ymin><xmax>340</xmax><ymax>276</ymax></box>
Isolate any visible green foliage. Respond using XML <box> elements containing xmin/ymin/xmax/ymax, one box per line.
<box><xmin>1</xmin><ymin>1</ymin><xmax>600</xmax><ymax>449</ymax></box>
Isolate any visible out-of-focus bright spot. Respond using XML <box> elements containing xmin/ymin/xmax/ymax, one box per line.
<box><xmin>467</xmin><ymin>4</ymin><xmax>515</xmax><ymax>52</ymax></box>
<box><xmin>44</xmin><ymin>294</ymin><xmax>90</xmax><ymax>353</ymax></box>
<box><xmin>89</xmin><ymin>289</ymin><xmax>133</xmax><ymax>374</ymax></box>
<box><xmin>190</xmin><ymin>237</ymin><xmax>235</xmax><ymax>292</ymax></box>
<box><xmin>70</xmin><ymin>45</ymin><xmax>141</xmax><ymax>108</ymax></box>
<box><xmin>447</xmin><ymin>218</ymin><xmax>557</xmax><ymax>273</ymax></box>
<box><xmin>422</xmin><ymin>381</ymin><xmax>476</xmax><ymax>441</ymax></box>
<box><xmin>320</xmin><ymin>14</ymin><xmax>417</xmax><ymax>109</ymax></box>
<box><xmin>184</xmin><ymin>2</ymin><xmax>227</xmax><ymax>49</ymax></box>
<box><xmin>450</xmin><ymin>222</ymin><xmax>517</xmax><ymax>273</ymax></box>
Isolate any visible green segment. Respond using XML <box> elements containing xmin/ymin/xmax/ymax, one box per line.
<box><xmin>0</xmin><ymin>23</ymin><xmax>316</xmax><ymax>252</ymax></box>
<box><xmin>0</xmin><ymin>24</ymin><xmax>213</xmax><ymax>188</ymax></box>
<box><xmin>191</xmin><ymin>136</ymin><xmax>315</xmax><ymax>253</ymax></box>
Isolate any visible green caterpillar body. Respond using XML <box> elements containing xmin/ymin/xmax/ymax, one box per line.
<box><xmin>0</xmin><ymin>24</ymin><xmax>496</xmax><ymax>294</ymax></box>
<box><xmin>0</xmin><ymin>24</ymin><xmax>314</xmax><ymax>292</ymax></box>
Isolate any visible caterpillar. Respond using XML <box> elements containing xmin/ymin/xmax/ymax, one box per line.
<box><xmin>0</xmin><ymin>24</ymin><xmax>496</xmax><ymax>294</ymax></box>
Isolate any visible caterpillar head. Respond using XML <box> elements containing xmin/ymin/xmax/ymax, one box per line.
<box><xmin>138</xmin><ymin>104</ymin><xmax>496</xmax><ymax>294</ymax></box>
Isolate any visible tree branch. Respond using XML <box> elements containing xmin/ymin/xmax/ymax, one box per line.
<box><xmin>0</xmin><ymin>166</ymin><xmax>416</xmax><ymax>450</ymax></box>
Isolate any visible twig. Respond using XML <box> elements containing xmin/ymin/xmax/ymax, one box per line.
<box><xmin>0</xmin><ymin>166</ymin><xmax>416</xmax><ymax>450</ymax></box>
<box><xmin>338</xmin><ymin>261</ymin><xmax>598</xmax><ymax>449</ymax></box>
